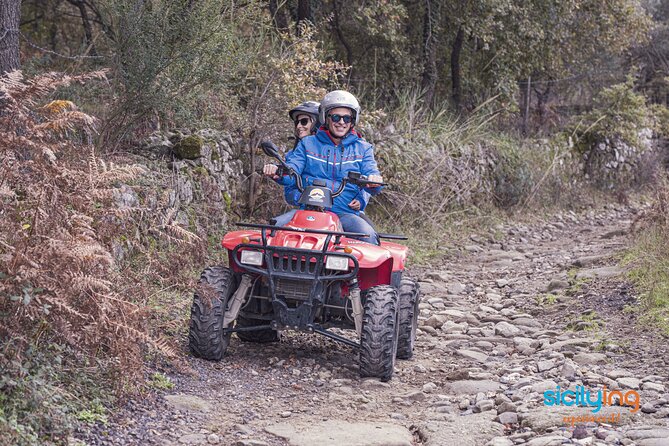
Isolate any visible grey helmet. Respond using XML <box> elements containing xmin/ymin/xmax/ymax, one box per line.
<box><xmin>289</xmin><ymin>101</ymin><xmax>320</xmax><ymax>133</ymax></box>
<box><xmin>319</xmin><ymin>90</ymin><xmax>361</xmax><ymax>125</ymax></box>
<box><xmin>289</xmin><ymin>101</ymin><xmax>320</xmax><ymax>121</ymax></box>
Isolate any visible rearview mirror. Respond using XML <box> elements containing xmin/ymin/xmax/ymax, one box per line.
<box><xmin>260</xmin><ymin>141</ymin><xmax>281</xmax><ymax>160</ymax></box>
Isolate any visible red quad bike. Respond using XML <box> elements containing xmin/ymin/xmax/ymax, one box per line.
<box><xmin>188</xmin><ymin>142</ymin><xmax>420</xmax><ymax>381</ymax></box>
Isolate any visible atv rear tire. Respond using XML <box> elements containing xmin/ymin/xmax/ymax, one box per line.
<box><xmin>188</xmin><ymin>266</ymin><xmax>235</xmax><ymax>360</ymax></box>
<box><xmin>359</xmin><ymin>285</ymin><xmax>399</xmax><ymax>382</ymax></box>
<box><xmin>396</xmin><ymin>278</ymin><xmax>420</xmax><ymax>360</ymax></box>
<box><xmin>235</xmin><ymin>315</ymin><xmax>279</xmax><ymax>343</ymax></box>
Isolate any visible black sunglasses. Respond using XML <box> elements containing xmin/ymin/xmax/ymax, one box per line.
<box><xmin>329</xmin><ymin>113</ymin><xmax>353</xmax><ymax>124</ymax></box>
<box><xmin>294</xmin><ymin>117</ymin><xmax>311</xmax><ymax>127</ymax></box>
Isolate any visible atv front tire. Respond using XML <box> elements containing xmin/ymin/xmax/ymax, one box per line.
<box><xmin>359</xmin><ymin>285</ymin><xmax>399</xmax><ymax>382</ymax></box>
<box><xmin>396</xmin><ymin>278</ymin><xmax>420</xmax><ymax>360</ymax></box>
<box><xmin>235</xmin><ymin>315</ymin><xmax>279</xmax><ymax>343</ymax></box>
<box><xmin>188</xmin><ymin>266</ymin><xmax>235</xmax><ymax>360</ymax></box>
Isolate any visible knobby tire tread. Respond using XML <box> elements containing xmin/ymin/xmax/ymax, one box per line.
<box><xmin>359</xmin><ymin>285</ymin><xmax>399</xmax><ymax>382</ymax></box>
<box><xmin>188</xmin><ymin>266</ymin><xmax>234</xmax><ymax>360</ymax></box>
<box><xmin>396</xmin><ymin>278</ymin><xmax>420</xmax><ymax>359</ymax></box>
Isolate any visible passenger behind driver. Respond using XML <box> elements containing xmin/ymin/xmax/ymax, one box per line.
<box><xmin>277</xmin><ymin>101</ymin><xmax>320</xmax><ymax>225</ymax></box>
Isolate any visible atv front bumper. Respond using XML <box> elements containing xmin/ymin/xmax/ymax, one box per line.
<box><xmin>231</xmin><ymin>234</ymin><xmax>359</xmax><ymax>331</ymax></box>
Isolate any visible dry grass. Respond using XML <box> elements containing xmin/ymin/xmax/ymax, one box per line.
<box><xmin>0</xmin><ymin>71</ymin><xmax>191</xmax><ymax>398</ymax></box>
<box><xmin>626</xmin><ymin>175</ymin><xmax>669</xmax><ymax>335</ymax></box>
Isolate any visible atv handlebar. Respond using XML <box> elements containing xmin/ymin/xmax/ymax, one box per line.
<box><xmin>261</xmin><ymin>140</ymin><xmax>387</xmax><ymax>195</ymax></box>
<box><xmin>345</xmin><ymin>171</ymin><xmax>388</xmax><ymax>188</ymax></box>
<box><xmin>330</xmin><ymin>172</ymin><xmax>387</xmax><ymax>198</ymax></box>
<box><xmin>268</xmin><ymin>164</ymin><xmax>304</xmax><ymax>192</ymax></box>
<box><xmin>260</xmin><ymin>141</ymin><xmax>305</xmax><ymax>192</ymax></box>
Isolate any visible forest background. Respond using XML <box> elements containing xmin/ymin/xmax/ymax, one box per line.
<box><xmin>1</xmin><ymin>1</ymin><xmax>668</xmax><ymax>444</ymax></box>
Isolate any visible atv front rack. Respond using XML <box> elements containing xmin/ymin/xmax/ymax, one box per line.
<box><xmin>235</xmin><ymin>222</ymin><xmax>369</xmax><ymax>243</ymax></box>
<box><xmin>231</xmin><ymin>222</ymin><xmax>362</xmax><ymax>334</ymax></box>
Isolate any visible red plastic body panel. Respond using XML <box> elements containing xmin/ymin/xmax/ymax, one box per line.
<box><xmin>379</xmin><ymin>240</ymin><xmax>409</xmax><ymax>272</ymax></box>
<box><xmin>357</xmin><ymin>258</ymin><xmax>394</xmax><ymax>290</ymax></box>
<box><xmin>288</xmin><ymin>211</ymin><xmax>341</xmax><ymax>232</ymax></box>
<box><xmin>221</xmin><ymin>210</ymin><xmax>409</xmax><ymax>287</ymax></box>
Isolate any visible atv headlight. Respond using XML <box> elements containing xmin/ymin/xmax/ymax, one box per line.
<box><xmin>325</xmin><ymin>255</ymin><xmax>349</xmax><ymax>271</ymax></box>
<box><xmin>240</xmin><ymin>250</ymin><xmax>263</xmax><ymax>266</ymax></box>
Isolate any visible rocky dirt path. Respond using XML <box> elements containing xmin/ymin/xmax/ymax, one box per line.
<box><xmin>80</xmin><ymin>204</ymin><xmax>669</xmax><ymax>446</ymax></box>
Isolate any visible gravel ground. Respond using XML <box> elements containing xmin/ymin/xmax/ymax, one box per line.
<box><xmin>76</xmin><ymin>204</ymin><xmax>669</xmax><ymax>446</ymax></box>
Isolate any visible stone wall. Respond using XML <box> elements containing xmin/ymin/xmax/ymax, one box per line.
<box><xmin>111</xmin><ymin>129</ymin><xmax>246</xmax><ymax>262</ymax></box>
<box><xmin>582</xmin><ymin>128</ymin><xmax>665</xmax><ymax>189</ymax></box>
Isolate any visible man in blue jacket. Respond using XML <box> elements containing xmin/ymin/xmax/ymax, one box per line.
<box><xmin>263</xmin><ymin>90</ymin><xmax>382</xmax><ymax>245</ymax></box>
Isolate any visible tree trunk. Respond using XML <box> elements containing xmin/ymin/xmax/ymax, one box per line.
<box><xmin>450</xmin><ymin>26</ymin><xmax>464</xmax><ymax>112</ymax></box>
<box><xmin>67</xmin><ymin>0</ymin><xmax>98</xmax><ymax>56</ymax></box>
<box><xmin>296</xmin><ymin>0</ymin><xmax>311</xmax><ymax>35</ymax></box>
<box><xmin>533</xmin><ymin>82</ymin><xmax>551</xmax><ymax>129</ymax></box>
<box><xmin>331</xmin><ymin>0</ymin><xmax>353</xmax><ymax>68</ymax></box>
<box><xmin>0</xmin><ymin>0</ymin><xmax>21</xmax><ymax>75</ymax></box>
<box><xmin>269</xmin><ymin>0</ymin><xmax>288</xmax><ymax>33</ymax></box>
<box><xmin>519</xmin><ymin>77</ymin><xmax>531</xmax><ymax>135</ymax></box>
<box><xmin>420</xmin><ymin>0</ymin><xmax>440</xmax><ymax>106</ymax></box>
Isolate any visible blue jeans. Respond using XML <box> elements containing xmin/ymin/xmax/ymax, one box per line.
<box><xmin>272</xmin><ymin>211</ymin><xmax>379</xmax><ymax>245</ymax></box>
<box><xmin>339</xmin><ymin>213</ymin><xmax>379</xmax><ymax>245</ymax></box>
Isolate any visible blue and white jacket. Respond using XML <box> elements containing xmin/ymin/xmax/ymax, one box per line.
<box><xmin>277</xmin><ymin>128</ymin><xmax>383</xmax><ymax>216</ymax></box>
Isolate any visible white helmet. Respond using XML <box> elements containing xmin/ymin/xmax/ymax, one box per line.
<box><xmin>319</xmin><ymin>90</ymin><xmax>361</xmax><ymax>125</ymax></box>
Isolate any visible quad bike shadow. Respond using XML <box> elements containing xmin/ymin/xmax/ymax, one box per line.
<box><xmin>188</xmin><ymin>142</ymin><xmax>420</xmax><ymax>381</ymax></box>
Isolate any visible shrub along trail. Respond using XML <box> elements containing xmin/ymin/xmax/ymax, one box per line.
<box><xmin>80</xmin><ymin>204</ymin><xmax>669</xmax><ymax>446</ymax></box>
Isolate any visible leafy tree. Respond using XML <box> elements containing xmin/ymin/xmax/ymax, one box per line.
<box><xmin>440</xmin><ymin>0</ymin><xmax>650</xmax><ymax>111</ymax></box>
<box><xmin>297</xmin><ymin>0</ymin><xmax>650</xmax><ymax>114</ymax></box>
<box><xmin>636</xmin><ymin>0</ymin><xmax>669</xmax><ymax>106</ymax></box>
<box><xmin>95</xmin><ymin>0</ymin><xmax>266</xmax><ymax>145</ymax></box>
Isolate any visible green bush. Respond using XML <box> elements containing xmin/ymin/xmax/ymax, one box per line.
<box><xmin>98</xmin><ymin>0</ymin><xmax>266</xmax><ymax>144</ymax></box>
<box><xmin>489</xmin><ymin>138</ymin><xmax>534</xmax><ymax>207</ymax></box>
<box><xmin>149</xmin><ymin>372</ymin><xmax>175</xmax><ymax>390</ymax></box>
<box><xmin>567</xmin><ymin>77</ymin><xmax>669</xmax><ymax>189</ymax></box>
<box><xmin>0</xmin><ymin>343</ymin><xmax>113</xmax><ymax>446</ymax></box>
<box><xmin>570</xmin><ymin>77</ymin><xmax>657</xmax><ymax>152</ymax></box>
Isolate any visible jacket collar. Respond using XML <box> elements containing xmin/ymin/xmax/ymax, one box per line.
<box><xmin>316</xmin><ymin>126</ymin><xmax>360</xmax><ymax>146</ymax></box>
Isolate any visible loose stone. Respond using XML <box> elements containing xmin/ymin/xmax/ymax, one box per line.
<box><xmin>497</xmin><ymin>412</ymin><xmax>518</xmax><ymax>424</ymax></box>
<box><xmin>641</xmin><ymin>382</ymin><xmax>666</xmax><ymax>392</ymax></box>
<box><xmin>494</xmin><ymin>321</ymin><xmax>522</xmax><ymax>338</ymax></box>
<box><xmin>422</xmin><ymin>382</ymin><xmax>438</xmax><ymax>394</ymax></box>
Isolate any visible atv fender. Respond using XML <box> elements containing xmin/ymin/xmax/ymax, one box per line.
<box><xmin>380</xmin><ymin>241</ymin><xmax>409</xmax><ymax>272</ymax></box>
<box><xmin>222</xmin><ymin>230</ymin><xmax>262</xmax><ymax>251</ymax></box>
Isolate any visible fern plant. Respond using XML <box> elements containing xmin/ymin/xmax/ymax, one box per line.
<box><xmin>0</xmin><ymin>71</ymin><xmax>180</xmax><ymax>444</ymax></box>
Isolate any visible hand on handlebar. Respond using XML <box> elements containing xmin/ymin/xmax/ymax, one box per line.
<box><xmin>366</xmin><ymin>174</ymin><xmax>383</xmax><ymax>188</ymax></box>
<box><xmin>263</xmin><ymin>164</ymin><xmax>280</xmax><ymax>180</ymax></box>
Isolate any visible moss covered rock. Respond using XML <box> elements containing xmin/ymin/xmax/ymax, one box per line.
<box><xmin>173</xmin><ymin>135</ymin><xmax>204</xmax><ymax>160</ymax></box>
